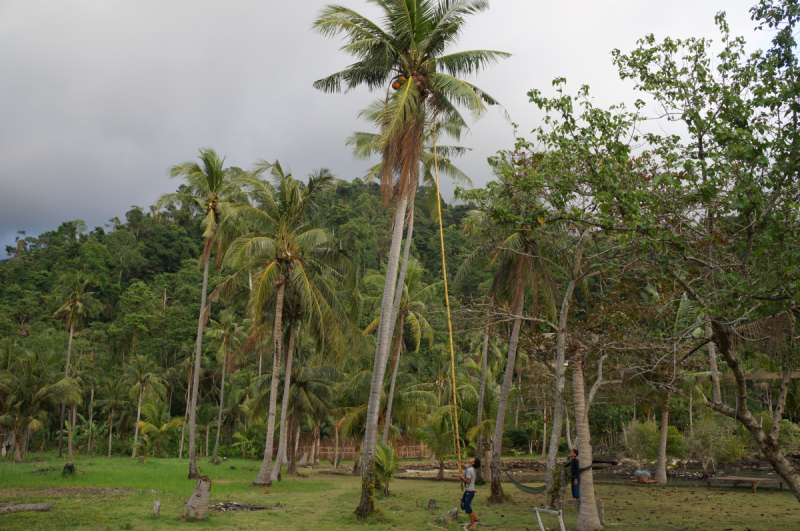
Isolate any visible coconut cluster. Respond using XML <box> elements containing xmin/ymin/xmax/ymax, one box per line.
<box><xmin>391</xmin><ymin>73</ymin><xmax>428</xmax><ymax>93</ymax></box>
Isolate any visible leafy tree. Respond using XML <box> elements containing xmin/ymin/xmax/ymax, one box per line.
<box><xmin>688</xmin><ymin>416</ymin><xmax>742</xmax><ymax>478</ymax></box>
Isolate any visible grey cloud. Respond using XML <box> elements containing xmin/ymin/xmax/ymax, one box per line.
<box><xmin>0</xmin><ymin>0</ymin><xmax>766</xmax><ymax>249</ymax></box>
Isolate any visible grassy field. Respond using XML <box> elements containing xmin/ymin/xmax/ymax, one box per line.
<box><xmin>0</xmin><ymin>453</ymin><xmax>797</xmax><ymax>530</ymax></box>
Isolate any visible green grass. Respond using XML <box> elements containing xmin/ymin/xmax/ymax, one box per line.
<box><xmin>0</xmin><ymin>453</ymin><xmax>797</xmax><ymax>530</ymax></box>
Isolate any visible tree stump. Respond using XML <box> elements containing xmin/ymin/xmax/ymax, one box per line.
<box><xmin>428</xmin><ymin>498</ymin><xmax>436</xmax><ymax>510</ymax></box>
<box><xmin>152</xmin><ymin>500</ymin><xmax>161</xmax><ymax>517</ymax></box>
<box><xmin>180</xmin><ymin>476</ymin><xmax>211</xmax><ymax>521</ymax></box>
<box><xmin>0</xmin><ymin>503</ymin><xmax>52</xmax><ymax>514</ymax></box>
<box><xmin>438</xmin><ymin>507</ymin><xmax>459</xmax><ymax>523</ymax></box>
<box><xmin>62</xmin><ymin>462</ymin><xmax>75</xmax><ymax>477</ymax></box>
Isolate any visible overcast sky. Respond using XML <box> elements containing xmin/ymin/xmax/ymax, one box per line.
<box><xmin>0</xmin><ymin>0</ymin><xmax>770</xmax><ymax>249</ymax></box>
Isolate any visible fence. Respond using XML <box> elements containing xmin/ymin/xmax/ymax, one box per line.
<box><xmin>292</xmin><ymin>434</ymin><xmax>430</xmax><ymax>462</ymax></box>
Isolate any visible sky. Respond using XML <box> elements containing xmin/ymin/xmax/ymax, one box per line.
<box><xmin>0</xmin><ymin>0</ymin><xmax>771</xmax><ymax>250</ymax></box>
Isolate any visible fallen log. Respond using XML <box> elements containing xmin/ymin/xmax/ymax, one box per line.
<box><xmin>0</xmin><ymin>503</ymin><xmax>53</xmax><ymax>514</ymax></box>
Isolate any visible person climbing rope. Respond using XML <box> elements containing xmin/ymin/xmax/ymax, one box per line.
<box><xmin>459</xmin><ymin>457</ymin><xmax>481</xmax><ymax>529</ymax></box>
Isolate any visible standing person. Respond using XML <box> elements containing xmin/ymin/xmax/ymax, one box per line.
<box><xmin>568</xmin><ymin>448</ymin><xmax>580</xmax><ymax>505</ymax></box>
<box><xmin>459</xmin><ymin>457</ymin><xmax>481</xmax><ymax>529</ymax></box>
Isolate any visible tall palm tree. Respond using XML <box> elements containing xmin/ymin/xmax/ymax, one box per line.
<box><xmin>124</xmin><ymin>356</ymin><xmax>165</xmax><ymax>459</ymax></box>
<box><xmin>96</xmin><ymin>374</ymin><xmax>127</xmax><ymax>458</ymax></box>
<box><xmin>205</xmin><ymin>310</ymin><xmax>247</xmax><ymax>462</ymax></box>
<box><xmin>363</xmin><ymin>259</ymin><xmax>437</xmax><ymax>443</ymax></box>
<box><xmin>457</xmin><ymin>227</ymin><xmax>557</xmax><ymax>500</ymax></box>
<box><xmin>313</xmin><ymin>0</ymin><xmax>508</xmax><ymax>515</ymax></box>
<box><xmin>218</xmin><ymin>162</ymin><xmax>354</xmax><ymax>485</ymax></box>
<box><xmin>157</xmin><ymin>148</ymin><xmax>243</xmax><ymax>478</ymax></box>
<box><xmin>53</xmin><ymin>272</ymin><xmax>98</xmax><ymax>457</ymax></box>
<box><xmin>0</xmin><ymin>350</ymin><xmax>81</xmax><ymax>462</ymax></box>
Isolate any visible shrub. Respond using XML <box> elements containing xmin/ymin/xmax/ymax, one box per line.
<box><xmin>688</xmin><ymin>416</ymin><xmax>742</xmax><ymax>477</ymax></box>
<box><xmin>626</xmin><ymin>420</ymin><xmax>658</xmax><ymax>465</ymax></box>
<box><xmin>779</xmin><ymin>420</ymin><xmax>800</xmax><ymax>449</ymax></box>
<box><xmin>666</xmin><ymin>426</ymin><xmax>688</xmax><ymax>459</ymax></box>
<box><xmin>505</xmin><ymin>428</ymin><xmax>529</xmax><ymax>448</ymax></box>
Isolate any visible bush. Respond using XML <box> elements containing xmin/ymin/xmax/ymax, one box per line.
<box><xmin>780</xmin><ymin>420</ymin><xmax>800</xmax><ymax>448</ymax></box>
<box><xmin>626</xmin><ymin>420</ymin><xmax>658</xmax><ymax>464</ymax></box>
<box><xmin>689</xmin><ymin>416</ymin><xmax>742</xmax><ymax>476</ymax></box>
<box><xmin>505</xmin><ymin>428</ymin><xmax>529</xmax><ymax>448</ymax></box>
<box><xmin>666</xmin><ymin>426</ymin><xmax>688</xmax><ymax>459</ymax></box>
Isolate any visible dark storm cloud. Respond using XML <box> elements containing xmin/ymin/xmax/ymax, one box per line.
<box><xmin>0</xmin><ymin>0</ymin><xmax>765</xmax><ymax>249</ymax></box>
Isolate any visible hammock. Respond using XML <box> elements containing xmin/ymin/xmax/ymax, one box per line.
<box><xmin>502</xmin><ymin>469</ymin><xmax>547</xmax><ymax>495</ymax></box>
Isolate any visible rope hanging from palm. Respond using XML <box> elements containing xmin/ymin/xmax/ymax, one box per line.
<box><xmin>432</xmin><ymin>118</ymin><xmax>463</xmax><ymax>491</ymax></box>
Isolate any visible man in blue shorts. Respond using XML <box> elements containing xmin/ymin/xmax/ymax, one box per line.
<box><xmin>459</xmin><ymin>457</ymin><xmax>481</xmax><ymax>529</ymax></box>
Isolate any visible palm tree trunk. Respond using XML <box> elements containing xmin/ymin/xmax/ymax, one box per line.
<box><xmin>67</xmin><ymin>403</ymin><xmax>76</xmax><ymax>461</ymax></box>
<box><xmin>490</xmin><ymin>294</ymin><xmax>524</xmax><ymax>500</ymax></box>
<box><xmin>571</xmin><ymin>345</ymin><xmax>602</xmax><ymax>531</ymax></box>
<box><xmin>357</xmin><ymin>194</ymin><xmax>408</xmax><ymax>517</ymax></box>
<box><xmin>179</xmin><ymin>386</ymin><xmax>189</xmax><ymax>460</ymax></box>
<box><xmin>288</xmin><ymin>415</ymin><xmax>301</xmax><ymax>475</ymax></box>
<box><xmin>132</xmin><ymin>387</ymin><xmax>143</xmax><ymax>458</ymax></box>
<box><xmin>333</xmin><ymin>426</ymin><xmax>340</xmax><ymax>469</ymax></box>
<box><xmin>211</xmin><ymin>342</ymin><xmax>229</xmax><ymax>462</ymax></box>
<box><xmin>258</xmin><ymin>346</ymin><xmax>263</xmax><ymax>379</ymax></box>
<box><xmin>107</xmin><ymin>409</ymin><xmax>114</xmax><ymax>458</ymax></box>
<box><xmin>86</xmin><ymin>387</ymin><xmax>94</xmax><ymax>454</ymax></box>
<box><xmin>188</xmin><ymin>255</ymin><xmax>210</xmax><ymax>478</ymax></box>
<box><xmin>58</xmin><ymin>321</ymin><xmax>75</xmax><ymax>458</ymax></box>
<box><xmin>565</xmin><ymin>408</ymin><xmax>572</xmax><ymax>449</ymax></box>
<box><xmin>254</xmin><ymin>280</ymin><xmax>286</xmax><ymax>486</ymax></box>
<box><xmin>655</xmin><ymin>393</ymin><xmax>670</xmax><ymax>484</ymax></box>
<box><xmin>271</xmin><ymin>320</ymin><xmax>296</xmax><ymax>481</ymax></box>
<box><xmin>309</xmin><ymin>425</ymin><xmax>317</xmax><ymax>465</ymax></box>
<box><xmin>476</xmin><ymin>327</ymin><xmax>489</xmax><ymax>482</ymax></box>
<box><xmin>382</xmin><ymin>313</ymin><xmax>405</xmax><ymax>444</ymax></box>
<box><xmin>13</xmin><ymin>429</ymin><xmax>24</xmax><ymax>463</ymax></box>
<box><xmin>689</xmin><ymin>391</ymin><xmax>693</xmax><ymax>436</ymax></box>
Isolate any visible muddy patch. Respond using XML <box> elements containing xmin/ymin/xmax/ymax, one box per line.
<box><xmin>0</xmin><ymin>486</ymin><xmax>135</xmax><ymax>500</ymax></box>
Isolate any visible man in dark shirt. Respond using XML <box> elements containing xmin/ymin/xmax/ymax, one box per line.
<box><xmin>568</xmin><ymin>448</ymin><xmax>580</xmax><ymax>502</ymax></box>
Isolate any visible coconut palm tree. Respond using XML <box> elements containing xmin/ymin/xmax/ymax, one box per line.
<box><xmin>205</xmin><ymin>310</ymin><xmax>247</xmax><ymax>462</ymax></box>
<box><xmin>124</xmin><ymin>356</ymin><xmax>165</xmax><ymax>459</ymax></box>
<box><xmin>217</xmin><ymin>162</ymin><xmax>355</xmax><ymax>485</ymax></box>
<box><xmin>313</xmin><ymin>0</ymin><xmax>508</xmax><ymax>515</ymax></box>
<box><xmin>456</xmin><ymin>226</ymin><xmax>557</xmax><ymax>500</ymax></box>
<box><xmin>0</xmin><ymin>350</ymin><xmax>81</xmax><ymax>462</ymax></box>
<box><xmin>52</xmin><ymin>272</ymin><xmax>98</xmax><ymax>457</ymax></box>
<box><xmin>363</xmin><ymin>259</ymin><xmax>437</xmax><ymax>443</ymax></box>
<box><xmin>569</xmin><ymin>342</ymin><xmax>603</xmax><ymax>530</ymax></box>
<box><xmin>96</xmin><ymin>374</ymin><xmax>127</xmax><ymax>458</ymax></box>
<box><xmin>157</xmin><ymin>148</ymin><xmax>244</xmax><ymax>478</ymax></box>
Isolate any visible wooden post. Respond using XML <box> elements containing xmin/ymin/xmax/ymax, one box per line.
<box><xmin>152</xmin><ymin>500</ymin><xmax>161</xmax><ymax>517</ymax></box>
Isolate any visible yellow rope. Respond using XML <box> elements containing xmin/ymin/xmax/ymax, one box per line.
<box><xmin>432</xmin><ymin>121</ymin><xmax>463</xmax><ymax>491</ymax></box>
